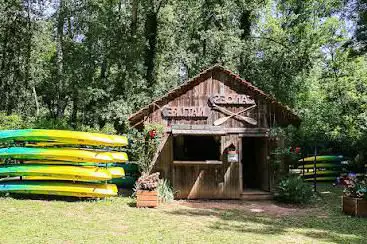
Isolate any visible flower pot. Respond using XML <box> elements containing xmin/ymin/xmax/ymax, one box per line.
<box><xmin>342</xmin><ymin>196</ymin><xmax>367</xmax><ymax>217</ymax></box>
<box><xmin>136</xmin><ymin>190</ymin><xmax>158</xmax><ymax>208</ymax></box>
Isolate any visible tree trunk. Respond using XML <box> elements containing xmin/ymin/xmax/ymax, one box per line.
<box><xmin>238</xmin><ymin>9</ymin><xmax>252</xmax><ymax>75</ymax></box>
<box><xmin>131</xmin><ymin>0</ymin><xmax>139</xmax><ymax>34</ymax></box>
<box><xmin>55</xmin><ymin>0</ymin><xmax>67</xmax><ymax>119</ymax></box>
<box><xmin>25</xmin><ymin>0</ymin><xmax>39</xmax><ymax>117</ymax></box>
<box><xmin>144</xmin><ymin>10</ymin><xmax>158</xmax><ymax>88</ymax></box>
<box><xmin>70</xmin><ymin>95</ymin><xmax>78</xmax><ymax>128</ymax></box>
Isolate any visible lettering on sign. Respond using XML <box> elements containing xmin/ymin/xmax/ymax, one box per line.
<box><xmin>210</xmin><ymin>94</ymin><xmax>255</xmax><ymax>105</ymax></box>
<box><xmin>162</xmin><ymin>106</ymin><xmax>209</xmax><ymax>118</ymax></box>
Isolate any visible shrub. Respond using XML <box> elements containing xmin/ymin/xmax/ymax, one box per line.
<box><xmin>0</xmin><ymin>113</ymin><xmax>33</xmax><ymax>130</ymax></box>
<box><xmin>33</xmin><ymin>117</ymin><xmax>71</xmax><ymax>130</ymax></box>
<box><xmin>157</xmin><ymin>179</ymin><xmax>175</xmax><ymax>203</ymax></box>
<box><xmin>275</xmin><ymin>174</ymin><xmax>314</xmax><ymax>204</ymax></box>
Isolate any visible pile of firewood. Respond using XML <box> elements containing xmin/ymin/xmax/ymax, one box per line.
<box><xmin>136</xmin><ymin>172</ymin><xmax>160</xmax><ymax>191</ymax></box>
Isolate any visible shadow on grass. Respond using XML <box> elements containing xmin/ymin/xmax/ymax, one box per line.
<box><xmin>169</xmin><ymin>207</ymin><xmax>365</xmax><ymax>243</ymax></box>
<box><xmin>3</xmin><ymin>193</ymin><xmax>101</xmax><ymax>202</ymax></box>
<box><xmin>0</xmin><ymin>186</ymin><xmax>134</xmax><ymax>202</ymax></box>
<box><xmin>168</xmin><ymin>185</ymin><xmax>366</xmax><ymax>243</ymax></box>
<box><xmin>118</xmin><ymin>188</ymin><xmax>133</xmax><ymax>197</ymax></box>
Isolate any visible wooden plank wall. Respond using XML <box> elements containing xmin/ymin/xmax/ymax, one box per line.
<box><xmin>171</xmin><ymin>134</ymin><xmax>241</xmax><ymax>199</ymax></box>
<box><xmin>145</xmin><ymin>70</ymin><xmax>270</xmax><ymax>129</ymax></box>
<box><xmin>220</xmin><ymin>134</ymin><xmax>241</xmax><ymax>198</ymax></box>
<box><xmin>151</xmin><ymin>135</ymin><xmax>173</xmax><ymax>180</ymax></box>
<box><xmin>146</xmin><ymin>69</ymin><xmax>274</xmax><ymax>199</ymax></box>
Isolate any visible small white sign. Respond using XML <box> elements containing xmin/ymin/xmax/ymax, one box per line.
<box><xmin>227</xmin><ymin>153</ymin><xmax>239</xmax><ymax>163</ymax></box>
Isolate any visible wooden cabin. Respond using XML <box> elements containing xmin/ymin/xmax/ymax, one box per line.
<box><xmin>129</xmin><ymin>65</ymin><xmax>300</xmax><ymax>200</ymax></box>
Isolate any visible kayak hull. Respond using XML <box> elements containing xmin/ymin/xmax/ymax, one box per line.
<box><xmin>0</xmin><ymin>181</ymin><xmax>118</xmax><ymax>198</ymax></box>
<box><xmin>302</xmin><ymin>170</ymin><xmax>339</xmax><ymax>176</ymax></box>
<box><xmin>0</xmin><ymin>165</ymin><xmax>113</xmax><ymax>181</ymax></box>
<box><xmin>20</xmin><ymin>161</ymin><xmax>139</xmax><ymax>172</ymax></box>
<box><xmin>298</xmin><ymin>163</ymin><xmax>342</xmax><ymax>169</ymax></box>
<box><xmin>0</xmin><ymin>129</ymin><xmax>128</xmax><ymax>147</ymax></box>
<box><xmin>0</xmin><ymin>147</ymin><xmax>128</xmax><ymax>163</ymax></box>
<box><xmin>105</xmin><ymin>167</ymin><xmax>125</xmax><ymax>178</ymax></box>
<box><xmin>304</xmin><ymin>176</ymin><xmax>336</xmax><ymax>182</ymax></box>
<box><xmin>298</xmin><ymin>155</ymin><xmax>343</xmax><ymax>162</ymax></box>
<box><xmin>109</xmin><ymin>176</ymin><xmax>137</xmax><ymax>188</ymax></box>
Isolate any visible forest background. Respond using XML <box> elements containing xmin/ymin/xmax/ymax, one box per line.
<box><xmin>0</xmin><ymin>0</ymin><xmax>367</xmax><ymax>165</ymax></box>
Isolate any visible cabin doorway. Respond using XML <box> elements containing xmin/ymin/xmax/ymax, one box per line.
<box><xmin>242</xmin><ymin>137</ymin><xmax>269</xmax><ymax>191</ymax></box>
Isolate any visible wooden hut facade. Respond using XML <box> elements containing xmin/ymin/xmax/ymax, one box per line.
<box><xmin>129</xmin><ymin>65</ymin><xmax>300</xmax><ymax>199</ymax></box>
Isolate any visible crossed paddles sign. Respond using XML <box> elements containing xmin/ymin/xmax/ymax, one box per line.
<box><xmin>208</xmin><ymin>97</ymin><xmax>257</xmax><ymax>126</ymax></box>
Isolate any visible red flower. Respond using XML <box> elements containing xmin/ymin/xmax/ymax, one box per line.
<box><xmin>148</xmin><ymin>129</ymin><xmax>157</xmax><ymax>139</ymax></box>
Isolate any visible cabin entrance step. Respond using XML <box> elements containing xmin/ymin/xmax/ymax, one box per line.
<box><xmin>240</xmin><ymin>189</ymin><xmax>273</xmax><ymax>200</ymax></box>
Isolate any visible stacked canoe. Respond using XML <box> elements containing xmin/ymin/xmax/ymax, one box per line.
<box><xmin>0</xmin><ymin>129</ymin><xmax>137</xmax><ymax>198</ymax></box>
<box><xmin>298</xmin><ymin>155</ymin><xmax>344</xmax><ymax>182</ymax></box>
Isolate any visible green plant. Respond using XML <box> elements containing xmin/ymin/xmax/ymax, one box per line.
<box><xmin>126</xmin><ymin>123</ymin><xmax>165</xmax><ymax>174</ymax></box>
<box><xmin>157</xmin><ymin>179</ymin><xmax>175</xmax><ymax>203</ymax></box>
<box><xmin>275</xmin><ymin>174</ymin><xmax>314</xmax><ymax>204</ymax></box>
<box><xmin>269</xmin><ymin>127</ymin><xmax>286</xmax><ymax>139</ymax></box>
<box><xmin>135</xmin><ymin>172</ymin><xmax>160</xmax><ymax>191</ymax></box>
<box><xmin>0</xmin><ymin>113</ymin><xmax>33</xmax><ymax>130</ymax></box>
<box><xmin>342</xmin><ymin>175</ymin><xmax>367</xmax><ymax>200</ymax></box>
<box><xmin>270</xmin><ymin>147</ymin><xmax>284</xmax><ymax>171</ymax></box>
<box><xmin>33</xmin><ymin>117</ymin><xmax>71</xmax><ymax>130</ymax></box>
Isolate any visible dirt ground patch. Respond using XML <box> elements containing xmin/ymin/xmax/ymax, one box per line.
<box><xmin>168</xmin><ymin>200</ymin><xmax>319</xmax><ymax>217</ymax></box>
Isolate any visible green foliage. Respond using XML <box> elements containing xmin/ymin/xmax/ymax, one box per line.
<box><xmin>126</xmin><ymin>123</ymin><xmax>164</xmax><ymax>174</ymax></box>
<box><xmin>0</xmin><ymin>0</ymin><xmax>366</xmax><ymax>163</ymax></box>
<box><xmin>0</xmin><ymin>113</ymin><xmax>33</xmax><ymax>130</ymax></box>
<box><xmin>157</xmin><ymin>179</ymin><xmax>175</xmax><ymax>203</ymax></box>
<box><xmin>31</xmin><ymin>117</ymin><xmax>117</xmax><ymax>135</ymax></box>
<box><xmin>276</xmin><ymin>174</ymin><xmax>314</xmax><ymax>204</ymax></box>
<box><xmin>32</xmin><ymin>117</ymin><xmax>71</xmax><ymax>130</ymax></box>
<box><xmin>297</xmin><ymin>52</ymin><xmax>367</xmax><ymax>157</ymax></box>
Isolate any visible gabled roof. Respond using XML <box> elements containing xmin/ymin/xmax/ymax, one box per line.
<box><xmin>128</xmin><ymin>65</ymin><xmax>300</xmax><ymax>125</ymax></box>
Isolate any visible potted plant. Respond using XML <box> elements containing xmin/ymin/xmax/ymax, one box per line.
<box><xmin>342</xmin><ymin>174</ymin><xmax>367</xmax><ymax>217</ymax></box>
<box><xmin>135</xmin><ymin>172</ymin><xmax>160</xmax><ymax>208</ymax></box>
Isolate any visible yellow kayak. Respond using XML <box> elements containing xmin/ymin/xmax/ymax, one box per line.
<box><xmin>21</xmin><ymin>160</ymin><xmax>93</xmax><ymax>165</ymax></box>
<box><xmin>24</xmin><ymin>142</ymin><xmax>69</xmax><ymax>147</ymax></box>
<box><xmin>0</xmin><ymin>147</ymin><xmax>128</xmax><ymax>163</ymax></box>
<box><xmin>21</xmin><ymin>176</ymin><xmax>101</xmax><ymax>182</ymax></box>
<box><xmin>0</xmin><ymin>181</ymin><xmax>118</xmax><ymax>198</ymax></box>
<box><xmin>0</xmin><ymin>165</ymin><xmax>113</xmax><ymax>181</ymax></box>
<box><xmin>304</xmin><ymin>176</ymin><xmax>336</xmax><ymax>181</ymax></box>
<box><xmin>298</xmin><ymin>155</ymin><xmax>343</xmax><ymax>162</ymax></box>
<box><xmin>0</xmin><ymin>129</ymin><xmax>128</xmax><ymax>147</ymax></box>
<box><xmin>19</xmin><ymin>167</ymin><xmax>124</xmax><ymax>182</ymax></box>
<box><xmin>105</xmin><ymin>167</ymin><xmax>125</xmax><ymax>178</ymax></box>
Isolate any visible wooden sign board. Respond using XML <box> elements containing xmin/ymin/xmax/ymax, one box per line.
<box><xmin>162</xmin><ymin>106</ymin><xmax>209</xmax><ymax>118</ymax></box>
<box><xmin>210</xmin><ymin>94</ymin><xmax>255</xmax><ymax>105</ymax></box>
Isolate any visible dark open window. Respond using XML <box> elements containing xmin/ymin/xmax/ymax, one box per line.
<box><xmin>173</xmin><ymin>135</ymin><xmax>221</xmax><ymax>161</ymax></box>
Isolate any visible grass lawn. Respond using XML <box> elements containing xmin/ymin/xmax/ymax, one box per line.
<box><xmin>0</xmin><ymin>184</ymin><xmax>366</xmax><ymax>243</ymax></box>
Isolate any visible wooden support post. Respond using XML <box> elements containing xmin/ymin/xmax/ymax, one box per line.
<box><xmin>313</xmin><ymin>146</ymin><xmax>317</xmax><ymax>192</ymax></box>
<box><xmin>302</xmin><ymin>153</ymin><xmax>305</xmax><ymax>177</ymax></box>
<box><xmin>239</xmin><ymin>137</ymin><xmax>243</xmax><ymax>193</ymax></box>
